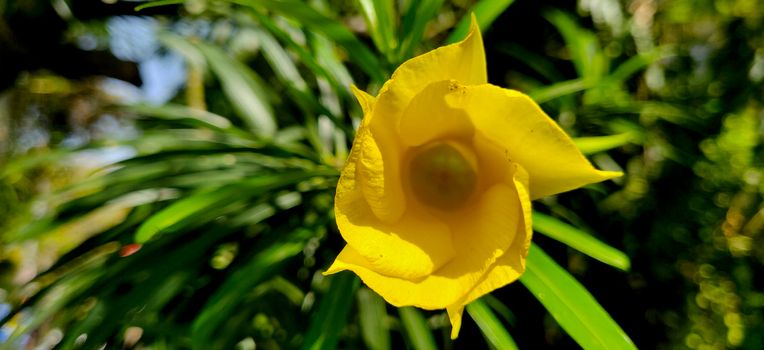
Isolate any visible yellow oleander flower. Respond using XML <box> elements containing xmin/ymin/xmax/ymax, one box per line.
<box><xmin>325</xmin><ymin>16</ymin><xmax>621</xmax><ymax>338</ymax></box>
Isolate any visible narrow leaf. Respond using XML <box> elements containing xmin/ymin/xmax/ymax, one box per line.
<box><xmin>399</xmin><ymin>307</ymin><xmax>437</xmax><ymax>350</ymax></box>
<box><xmin>300</xmin><ymin>273</ymin><xmax>360</xmax><ymax>350</ymax></box>
<box><xmin>574</xmin><ymin>132</ymin><xmax>636</xmax><ymax>155</ymax></box>
<box><xmin>134</xmin><ymin>0</ymin><xmax>185</xmax><ymax>11</ymax></box>
<box><xmin>532</xmin><ymin>212</ymin><xmax>630</xmax><ymax>271</ymax></box>
<box><xmin>356</xmin><ymin>0</ymin><xmax>397</xmax><ymax>59</ymax></box>
<box><xmin>397</xmin><ymin>0</ymin><xmax>444</xmax><ymax>63</ymax></box>
<box><xmin>134</xmin><ymin>186</ymin><xmax>241</xmax><ymax>243</ymax></box>
<box><xmin>254</xmin><ymin>28</ymin><xmax>308</xmax><ymax>91</ymax></box>
<box><xmin>466</xmin><ymin>299</ymin><xmax>518</xmax><ymax>350</ymax></box>
<box><xmin>135</xmin><ymin>171</ymin><xmax>328</xmax><ymax>242</ymax></box>
<box><xmin>446</xmin><ymin>0</ymin><xmax>517</xmax><ymax>44</ymax></box>
<box><xmin>231</xmin><ymin>0</ymin><xmax>385</xmax><ymax>82</ymax></box>
<box><xmin>520</xmin><ymin>245</ymin><xmax>636</xmax><ymax>350</ymax></box>
<box><xmin>194</xmin><ymin>41</ymin><xmax>277</xmax><ymax>137</ymax></box>
<box><xmin>158</xmin><ymin>31</ymin><xmax>206</xmax><ymax>68</ymax></box>
<box><xmin>0</xmin><ymin>148</ymin><xmax>78</xmax><ymax>179</ymax></box>
<box><xmin>482</xmin><ymin>294</ymin><xmax>515</xmax><ymax>325</ymax></box>
<box><xmin>249</xmin><ymin>10</ymin><xmax>352</xmax><ymax>93</ymax></box>
<box><xmin>357</xmin><ymin>288</ymin><xmax>391</xmax><ymax>350</ymax></box>
<box><xmin>609</xmin><ymin>48</ymin><xmax>672</xmax><ymax>84</ymax></box>
<box><xmin>192</xmin><ymin>231</ymin><xmax>309</xmax><ymax>345</ymax></box>
<box><xmin>126</xmin><ymin>103</ymin><xmax>232</xmax><ymax>129</ymax></box>
<box><xmin>544</xmin><ymin>10</ymin><xmax>607</xmax><ymax>80</ymax></box>
<box><xmin>528</xmin><ymin>78</ymin><xmax>596</xmax><ymax>104</ymax></box>
<box><xmin>497</xmin><ymin>42</ymin><xmax>565</xmax><ymax>82</ymax></box>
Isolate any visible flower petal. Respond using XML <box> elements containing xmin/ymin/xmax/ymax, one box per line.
<box><xmin>326</xmin><ymin>246</ymin><xmax>464</xmax><ymax>306</ymax></box>
<box><xmin>456</xmin><ymin>84</ymin><xmax>622</xmax><ymax>198</ymax></box>
<box><xmin>351</xmin><ymin>84</ymin><xmax>375</xmax><ymax>116</ymax></box>
<box><xmin>472</xmin><ymin>130</ymin><xmax>514</xmax><ymax>192</ymax></box>
<box><xmin>335</xmin><ymin>126</ymin><xmax>456</xmax><ymax>279</ymax></box>
<box><xmin>334</xmin><ymin>204</ymin><xmax>457</xmax><ymax>279</ymax></box>
<box><xmin>358</xmin><ymin>18</ymin><xmax>485</xmax><ymax>209</ymax></box>
<box><xmin>385</xmin><ymin>15</ymin><xmax>486</xmax><ymax>106</ymax></box>
<box><xmin>442</xmin><ymin>238</ymin><xmax>529</xmax><ymax>340</ymax></box>
<box><xmin>327</xmin><ymin>176</ymin><xmax>523</xmax><ymax>310</ymax></box>
<box><xmin>447</xmin><ymin>305</ymin><xmax>464</xmax><ymax>339</ymax></box>
<box><xmin>354</xmin><ymin>126</ymin><xmax>406</xmax><ymax>223</ymax></box>
<box><xmin>398</xmin><ymin>80</ymin><xmax>475</xmax><ymax>147</ymax></box>
<box><xmin>445</xmin><ymin>165</ymin><xmax>532</xmax><ymax>339</ymax></box>
<box><xmin>461</xmin><ymin>165</ymin><xmax>532</xmax><ymax>306</ymax></box>
<box><xmin>365</xmin><ymin>16</ymin><xmax>486</xmax><ymax>146</ymax></box>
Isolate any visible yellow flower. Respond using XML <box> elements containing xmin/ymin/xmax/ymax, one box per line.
<box><xmin>325</xmin><ymin>16</ymin><xmax>621</xmax><ymax>338</ymax></box>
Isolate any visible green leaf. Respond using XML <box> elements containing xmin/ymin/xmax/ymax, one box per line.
<box><xmin>0</xmin><ymin>148</ymin><xmax>78</xmax><ymax>179</ymax></box>
<box><xmin>125</xmin><ymin>103</ymin><xmax>233</xmax><ymax>129</ymax></box>
<box><xmin>309</xmin><ymin>30</ymin><xmax>354</xmax><ymax>92</ymax></box>
<box><xmin>253</xmin><ymin>27</ymin><xmax>308</xmax><ymax>91</ymax></box>
<box><xmin>586</xmin><ymin>101</ymin><xmax>700</xmax><ymax>129</ymax></box>
<box><xmin>300</xmin><ymin>273</ymin><xmax>360</xmax><ymax>350</ymax></box>
<box><xmin>3</xmin><ymin>270</ymin><xmax>100</xmax><ymax>345</ymax></box>
<box><xmin>398</xmin><ymin>307</ymin><xmax>437</xmax><ymax>350</ymax></box>
<box><xmin>466</xmin><ymin>299</ymin><xmax>518</xmax><ymax>350</ymax></box>
<box><xmin>532</xmin><ymin>211</ymin><xmax>630</xmax><ymax>271</ymax></box>
<box><xmin>528</xmin><ymin>78</ymin><xmax>597</xmax><ymax>104</ymax></box>
<box><xmin>544</xmin><ymin>10</ymin><xmax>607</xmax><ymax>81</ymax></box>
<box><xmin>231</xmin><ymin>0</ymin><xmax>385</xmax><ymax>82</ymax></box>
<box><xmin>134</xmin><ymin>0</ymin><xmax>185</xmax><ymax>11</ymax></box>
<box><xmin>397</xmin><ymin>0</ymin><xmax>444</xmax><ymax>63</ymax></box>
<box><xmin>357</xmin><ymin>288</ymin><xmax>391</xmax><ymax>350</ymax></box>
<box><xmin>496</xmin><ymin>42</ymin><xmax>565</xmax><ymax>82</ymax></box>
<box><xmin>520</xmin><ymin>246</ymin><xmax>636</xmax><ymax>350</ymax></box>
<box><xmin>609</xmin><ymin>48</ymin><xmax>673</xmax><ymax>84</ymax></box>
<box><xmin>482</xmin><ymin>294</ymin><xmax>515</xmax><ymax>325</ymax></box>
<box><xmin>249</xmin><ymin>10</ymin><xmax>352</xmax><ymax>93</ymax></box>
<box><xmin>194</xmin><ymin>41</ymin><xmax>277</xmax><ymax>137</ymax></box>
<box><xmin>133</xmin><ymin>186</ymin><xmax>240</xmax><ymax>243</ymax></box>
<box><xmin>248</xmin><ymin>26</ymin><xmax>333</xmax><ymax>155</ymax></box>
<box><xmin>134</xmin><ymin>171</ymin><xmax>331</xmax><ymax>242</ymax></box>
<box><xmin>253</xmin><ymin>276</ymin><xmax>306</xmax><ymax>305</ymax></box>
<box><xmin>356</xmin><ymin>0</ymin><xmax>397</xmax><ymax>60</ymax></box>
<box><xmin>158</xmin><ymin>30</ymin><xmax>206</xmax><ymax>68</ymax></box>
<box><xmin>574</xmin><ymin>132</ymin><xmax>636</xmax><ymax>155</ymax></box>
<box><xmin>446</xmin><ymin>0</ymin><xmax>517</xmax><ymax>44</ymax></box>
<box><xmin>192</xmin><ymin>230</ymin><xmax>310</xmax><ymax>346</ymax></box>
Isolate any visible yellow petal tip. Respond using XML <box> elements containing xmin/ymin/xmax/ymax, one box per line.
<box><xmin>350</xmin><ymin>85</ymin><xmax>375</xmax><ymax>115</ymax></box>
<box><xmin>323</xmin><ymin>259</ymin><xmax>347</xmax><ymax>276</ymax></box>
<box><xmin>447</xmin><ymin>306</ymin><xmax>464</xmax><ymax>339</ymax></box>
<box><xmin>600</xmin><ymin>170</ymin><xmax>625</xmax><ymax>180</ymax></box>
<box><xmin>468</xmin><ymin>12</ymin><xmax>480</xmax><ymax>34</ymax></box>
<box><xmin>349</xmin><ymin>84</ymin><xmax>364</xmax><ymax>96</ymax></box>
<box><xmin>463</xmin><ymin>12</ymin><xmax>482</xmax><ymax>48</ymax></box>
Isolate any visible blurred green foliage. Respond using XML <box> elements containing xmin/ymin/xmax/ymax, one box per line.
<box><xmin>0</xmin><ymin>0</ymin><xmax>763</xmax><ymax>349</ymax></box>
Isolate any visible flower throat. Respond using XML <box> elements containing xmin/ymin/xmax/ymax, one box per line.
<box><xmin>408</xmin><ymin>141</ymin><xmax>477</xmax><ymax>210</ymax></box>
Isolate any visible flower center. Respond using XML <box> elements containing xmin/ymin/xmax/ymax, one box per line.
<box><xmin>408</xmin><ymin>141</ymin><xmax>478</xmax><ymax>210</ymax></box>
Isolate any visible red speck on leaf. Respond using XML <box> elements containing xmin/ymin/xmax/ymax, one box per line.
<box><xmin>120</xmin><ymin>243</ymin><xmax>142</xmax><ymax>257</ymax></box>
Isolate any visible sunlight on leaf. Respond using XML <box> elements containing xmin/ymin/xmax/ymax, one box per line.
<box><xmin>398</xmin><ymin>0</ymin><xmax>445</xmax><ymax>63</ymax></box>
<box><xmin>532</xmin><ymin>211</ymin><xmax>630</xmax><ymax>271</ymax></box>
<box><xmin>194</xmin><ymin>41</ymin><xmax>277</xmax><ymax>137</ymax></box>
<box><xmin>466</xmin><ymin>298</ymin><xmax>519</xmax><ymax>350</ymax></box>
<box><xmin>521</xmin><ymin>246</ymin><xmax>636</xmax><ymax>350</ymax></box>
<box><xmin>230</xmin><ymin>0</ymin><xmax>385</xmax><ymax>82</ymax></box>
<box><xmin>574</xmin><ymin>132</ymin><xmax>636</xmax><ymax>155</ymax></box>
<box><xmin>134</xmin><ymin>0</ymin><xmax>185</xmax><ymax>12</ymax></box>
